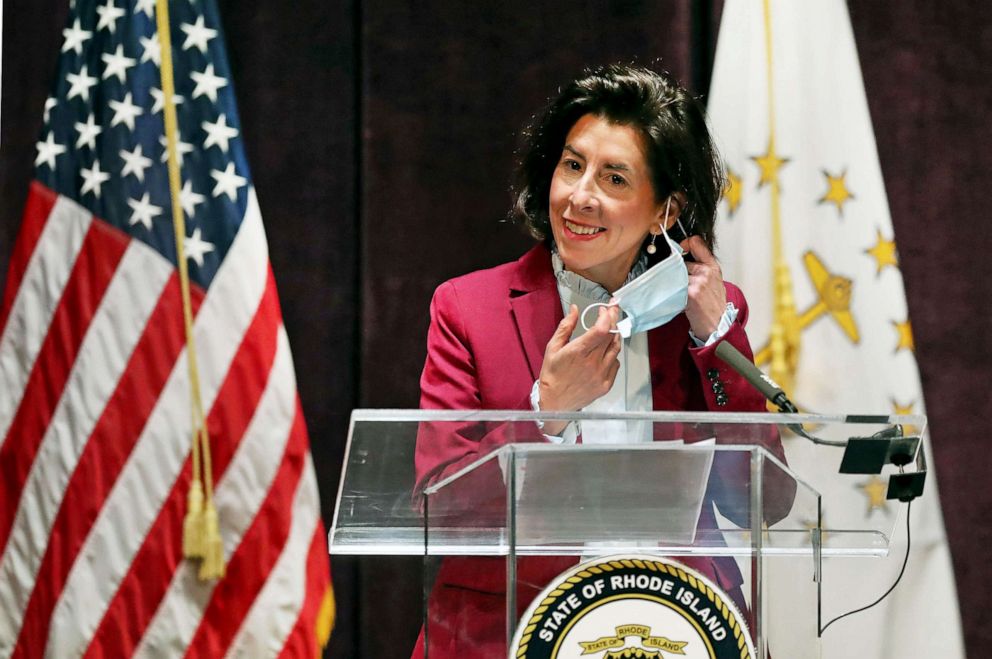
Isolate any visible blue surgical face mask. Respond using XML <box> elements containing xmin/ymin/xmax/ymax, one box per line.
<box><xmin>581</xmin><ymin>224</ymin><xmax>688</xmax><ymax>338</ymax></box>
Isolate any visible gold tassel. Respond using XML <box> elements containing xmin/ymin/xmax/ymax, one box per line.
<box><xmin>198</xmin><ymin>500</ymin><xmax>226</xmax><ymax>580</ymax></box>
<box><xmin>182</xmin><ymin>479</ymin><xmax>205</xmax><ymax>558</ymax></box>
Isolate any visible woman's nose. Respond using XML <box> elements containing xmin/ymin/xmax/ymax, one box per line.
<box><xmin>569</xmin><ymin>175</ymin><xmax>599</xmax><ymax>212</ymax></box>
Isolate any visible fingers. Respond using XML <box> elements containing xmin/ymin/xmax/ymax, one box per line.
<box><xmin>681</xmin><ymin>235</ymin><xmax>718</xmax><ymax>265</ymax></box>
<box><xmin>684</xmin><ymin>236</ymin><xmax>723</xmax><ymax>284</ymax></box>
<box><xmin>686</xmin><ymin>260</ymin><xmax>724</xmax><ymax>287</ymax></box>
<box><xmin>684</xmin><ymin>245</ymin><xmax>727</xmax><ymax>338</ymax></box>
<box><xmin>600</xmin><ymin>304</ymin><xmax>621</xmax><ymax>358</ymax></box>
<box><xmin>596</xmin><ymin>335</ymin><xmax>622</xmax><ymax>397</ymax></box>
<box><xmin>601</xmin><ymin>331</ymin><xmax>621</xmax><ymax>360</ymax></box>
<box><xmin>605</xmin><ymin>351</ymin><xmax>621</xmax><ymax>387</ymax></box>
<box><xmin>548</xmin><ymin>304</ymin><xmax>579</xmax><ymax>352</ymax></box>
<box><xmin>578</xmin><ymin>305</ymin><xmax>619</xmax><ymax>355</ymax></box>
<box><xmin>594</xmin><ymin>304</ymin><xmax>619</xmax><ymax>332</ymax></box>
<box><xmin>686</xmin><ymin>261</ymin><xmax>716</xmax><ymax>276</ymax></box>
<box><xmin>686</xmin><ymin>260</ymin><xmax>726</xmax><ymax>302</ymax></box>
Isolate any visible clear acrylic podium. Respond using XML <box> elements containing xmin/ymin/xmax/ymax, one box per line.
<box><xmin>329</xmin><ymin>410</ymin><xmax>922</xmax><ymax>658</ymax></box>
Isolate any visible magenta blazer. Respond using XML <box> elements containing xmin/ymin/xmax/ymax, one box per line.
<box><xmin>413</xmin><ymin>243</ymin><xmax>791</xmax><ymax>658</ymax></box>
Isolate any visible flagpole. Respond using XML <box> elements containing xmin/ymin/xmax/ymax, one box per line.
<box><xmin>760</xmin><ymin>0</ymin><xmax>800</xmax><ymax>397</ymax></box>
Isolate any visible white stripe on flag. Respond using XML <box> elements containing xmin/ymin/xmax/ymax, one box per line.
<box><xmin>225</xmin><ymin>457</ymin><xmax>320</xmax><ymax>659</ymax></box>
<box><xmin>0</xmin><ymin>239</ymin><xmax>172</xmax><ymax>652</ymax></box>
<box><xmin>0</xmin><ymin>197</ymin><xmax>92</xmax><ymax>450</ymax></box>
<box><xmin>44</xmin><ymin>192</ymin><xmax>269</xmax><ymax>659</ymax></box>
<box><xmin>133</xmin><ymin>327</ymin><xmax>296</xmax><ymax>657</ymax></box>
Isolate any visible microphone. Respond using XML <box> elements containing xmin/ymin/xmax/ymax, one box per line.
<box><xmin>713</xmin><ymin>341</ymin><xmax>925</xmax><ymax>635</ymax></box>
<box><xmin>714</xmin><ymin>341</ymin><xmax>845</xmax><ymax>447</ymax></box>
<box><xmin>714</xmin><ymin>341</ymin><xmax>797</xmax><ymax>413</ymax></box>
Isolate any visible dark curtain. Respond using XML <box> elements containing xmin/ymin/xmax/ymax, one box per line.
<box><xmin>2</xmin><ymin>1</ymin><xmax>990</xmax><ymax>656</ymax></box>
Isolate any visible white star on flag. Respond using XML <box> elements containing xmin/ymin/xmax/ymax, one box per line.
<box><xmin>150</xmin><ymin>87</ymin><xmax>184</xmax><ymax>115</ymax></box>
<box><xmin>190</xmin><ymin>63</ymin><xmax>228</xmax><ymax>103</ymax></box>
<box><xmin>66</xmin><ymin>65</ymin><xmax>98</xmax><ymax>102</ymax></box>
<box><xmin>61</xmin><ymin>18</ymin><xmax>92</xmax><ymax>56</ymax></box>
<box><xmin>202</xmin><ymin>114</ymin><xmax>239</xmax><ymax>153</ymax></box>
<box><xmin>180</xmin><ymin>179</ymin><xmax>207</xmax><ymax>217</ymax></box>
<box><xmin>134</xmin><ymin>0</ymin><xmax>155</xmax><ymax>17</ymax></box>
<box><xmin>35</xmin><ymin>133</ymin><xmax>67</xmax><ymax>170</ymax></box>
<box><xmin>126</xmin><ymin>192</ymin><xmax>163</xmax><ymax>230</ymax></box>
<box><xmin>95</xmin><ymin>0</ymin><xmax>125</xmax><ymax>35</ymax></box>
<box><xmin>209</xmin><ymin>162</ymin><xmax>247</xmax><ymax>201</ymax></box>
<box><xmin>101</xmin><ymin>45</ymin><xmax>136</xmax><ymax>83</ymax></box>
<box><xmin>74</xmin><ymin>115</ymin><xmax>103</xmax><ymax>150</ymax></box>
<box><xmin>139</xmin><ymin>35</ymin><xmax>161</xmax><ymax>66</ymax></box>
<box><xmin>119</xmin><ymin>144</ymin><xmax>153</xmax><ymax>182</ymax></box>
<box><xmin>80</xmin><ymin>160</ymin><xmax>111</xmax><ymax>198</ymax></box>
<box><xmin>109</xmin><ymin>92</ymin><xmax>143</xmax><ymax>131</ymax></box>
<box><xmin>159</xmin><ymin>135</ymin><xmax>194</xmax><ymax>166</ymax></box>
<box><xmin>184</xmin><ymin>227</ymin><xmax>215</xmax><ymax>267</ymax></box>
<box><xmin>44</xmin><ymin>97</ymin><xmax>57</xmax><ymax>124</ymax></box>
<box><xmin>180</xmin><ymin>16</ymin><xmax>218</xmax><ymax>54</ymax></box>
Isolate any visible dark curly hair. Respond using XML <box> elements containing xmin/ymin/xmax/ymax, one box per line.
<box><xmin>511</xmin><ymin>64</ymin><xmax>725</xmax><ymax>251</ymax></box>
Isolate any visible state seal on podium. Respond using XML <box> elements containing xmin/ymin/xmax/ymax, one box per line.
<box><xmin>509</xmin><ymin>555</ymin><xmax>755</xmax><ymax>659</ymax></box>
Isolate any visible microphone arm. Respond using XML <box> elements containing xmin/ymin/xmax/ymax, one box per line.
<box><xmin>713</xmin><ymin>341</ymin><xmax>926</xmax><ymax>500</ymax></box>
<box><xmin>713</xmin><ymin>342</ymin><xmax>846</xmax><ymax>447</ymax></box>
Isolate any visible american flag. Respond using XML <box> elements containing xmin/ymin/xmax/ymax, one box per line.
<box><xmin>0</xmin><ymin>0</ymin><xmax>333</xmax><ymax>656</ymax></box>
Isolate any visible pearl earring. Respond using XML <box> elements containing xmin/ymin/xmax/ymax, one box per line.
<box><xmin>647</xmin><ymin>197</ymin><xmax>674</xmax><ymax>255</ymax></box>
<box><xmin>646</xmin><ymin>225</ymin><xmax>662</xmax><ymax>254</ymax></box>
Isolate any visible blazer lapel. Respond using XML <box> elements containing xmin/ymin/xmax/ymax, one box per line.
<box><xmin>508</xmin><ymin>245</ymin><xmax>563</xmax><ymax>381</ymax></box>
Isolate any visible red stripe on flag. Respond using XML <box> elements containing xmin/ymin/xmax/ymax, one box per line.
<box><xmin>83</xmin><ymin>268</ymin><xmax>282</xmax><ymax>658</ymax></box>
<box><xmin>9</xmin><ymin>274</ymin><xmax>197</xmax><ymax>659</ymax></box>
<box><xmin>185</xmin><ymin>403</ymin><xmax>307</xmax><ymax>657</ymax></box>
<box><xmin>0</xmin><ymin>220</ymin><xmax>129</xmax><ymax>555</ymax></box>
<box><xmin>83</xmin><ymin>461</ymin><xmax>191</xmax><ymax>658</ymax></box>
<box><xmin>278</xmin><ymin>520</ymin><xmax>333</xmax><ymax>659</ymax></box>
<box><xmin>0</xmin><ymin>182</ymin><xmax>58</xmax><ymax>336</ymax></box>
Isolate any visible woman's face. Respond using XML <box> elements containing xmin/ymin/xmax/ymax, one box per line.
<box><xmin>548</xmin><ymin>113</ymin><xmax>668</xmax><ymax>292</ymax></box>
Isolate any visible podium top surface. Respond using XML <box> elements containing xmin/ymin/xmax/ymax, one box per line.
<box><xmin>329</xmin><ymin>410</ymin><xmax>925</xmax><ymax>558</ymax></box>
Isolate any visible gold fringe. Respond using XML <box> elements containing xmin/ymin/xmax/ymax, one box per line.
<box><xmin>182</xmin><ymin>478</ymin><xmax>205</xmax><ymax>558</ymax></box>
<box><xmin>198</xmin><ymin>501</ymin><xmax>226</xmax><ymax>580</ymax></box>
<box><xmin>316</xmin><ymin>586</ymin><xmax>336</xmax><ymax>650</ymax></box>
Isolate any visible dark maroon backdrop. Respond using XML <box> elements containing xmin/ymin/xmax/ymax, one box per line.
<box><xmin>2</xmin><ymin>1</ymin><xmax>990</xmax><ymax>657</ymax></box>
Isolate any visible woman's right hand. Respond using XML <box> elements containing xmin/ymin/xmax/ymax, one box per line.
<box><xmin>538</xmin><ymin>304</ymin><xmax>621</xmax><ymax>435</ymax></box>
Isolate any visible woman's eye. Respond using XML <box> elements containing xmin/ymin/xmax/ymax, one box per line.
<box><xmin>609</xmin><ymin>174</ymin><xmax>628</xmax><ymax>187</ymax></box>
<box><xmin>562</xmin><ymin>159</ymin><xmax>581</xmax><ymax>171</ymax></box>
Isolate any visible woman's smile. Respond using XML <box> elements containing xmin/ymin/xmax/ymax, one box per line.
<box><xmin>562</xmin><ymin>218</ymin><xmax>606</xmax><ymax>238</ymax></box>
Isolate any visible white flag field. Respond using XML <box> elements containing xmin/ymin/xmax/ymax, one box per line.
<box><xmin>708</xmin><ymin>0</ymin><xmax>964</xmax><ymax>657</ymax></box>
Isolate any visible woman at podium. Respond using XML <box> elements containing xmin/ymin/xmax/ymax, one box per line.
<box><xmin>413</xmin><ymin>64</ymin><xmax>792</xmax><ymax>657</ymax></box>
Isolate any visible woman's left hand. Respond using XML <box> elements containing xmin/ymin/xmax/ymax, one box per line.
<box><xmin>680</xmin><ymin>236</ymin><xmax>727</xmax><ymax>339</ymax></box>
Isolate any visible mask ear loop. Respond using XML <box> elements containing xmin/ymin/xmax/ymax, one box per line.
<box><xmin>674</xmin><ymin>220</ymin><xmax>690</xmax><ymax>255</ymax></box>
<box><xmin>648</xmin><ymin>198</ymin><xmax>677</xmax><ymax>256</ymax></box>
<box><xmin>665</xmin><ymin>150</ymin><xmax>692</xmax><ymax>245</ymax></box>
<box><xmin>661</xmin><ymin>196</ymin><xmax>689</xmax><ymax>256</ymax></box>
<box><xmin>580</xmin><ymin>302</ymin><xmax>622</xmax><ymax>334</ymax></box>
